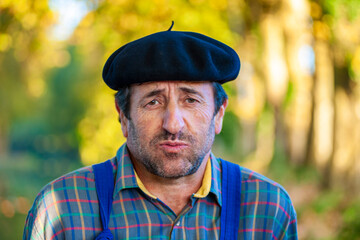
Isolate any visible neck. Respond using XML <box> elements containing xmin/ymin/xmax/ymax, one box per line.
<box><xmin>131</xmin><ymin>153</ymin><xmax>210</xmax><ymax>216</ymax></box>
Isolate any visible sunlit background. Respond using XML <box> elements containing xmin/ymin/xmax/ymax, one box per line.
<box><xmin>1</xmin><ymin>0</ymin><xmax>360</xmax><ymax>239</ymax></box>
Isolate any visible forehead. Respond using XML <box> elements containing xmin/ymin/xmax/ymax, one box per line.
<box><xmin>130</xmin><ymin>81</ymin><xmax>214</xmax><ymax>98</ymax></box>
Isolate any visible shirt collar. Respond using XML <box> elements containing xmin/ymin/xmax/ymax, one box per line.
<box><xmin>208</xmin><ymin>152</ymin><xmax>222</xmax><ymax>206</ymax></box>
<box><xmin>113</xmin><ymin>143</ymin><xmax>222</xmax><ymax>206</ymax></box>
<box><xmin>113</xmin><ymin>144</ymin><xmax>138</xmax><ymax>199</ymax></box>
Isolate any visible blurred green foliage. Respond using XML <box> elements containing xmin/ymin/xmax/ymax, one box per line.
<box><xmin>338</xmin><ymin>201</ymin><xmax>360</xmax><ymax>239</ymax></box>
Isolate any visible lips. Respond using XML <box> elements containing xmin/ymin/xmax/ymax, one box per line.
<box><xmin>158</xmin><ymin>141</ymin><xmax>189</xmax><ymax>152</ymax></box>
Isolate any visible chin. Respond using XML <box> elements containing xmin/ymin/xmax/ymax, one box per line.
<box><xmin>157</xmin><ymin>170</ymin><xmax>192</xmax><ymax>179</ymax></box>
<box><xmin>162</xmin><ymin>162</ymin><xmax>200</xmax><ymax>178</ymax></box>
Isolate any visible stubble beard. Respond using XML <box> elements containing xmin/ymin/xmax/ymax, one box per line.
<box><xmin>127</xmin><ymin>119</ymin><xmax>216</xmax><ymax>179</ymax></box>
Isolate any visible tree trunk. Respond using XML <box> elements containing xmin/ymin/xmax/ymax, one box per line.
<box><xmin>312</xmin><ymin>34</ymin><xmax>335</xmax><ymax>188</ymax></box>
<box><xmin>282</xmin><ymin>0</ymin><xmax>313</xmax><ymax>165</ymax></box>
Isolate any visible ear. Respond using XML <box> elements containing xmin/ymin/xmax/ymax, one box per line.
<box><xmin>214</xmin><ymin>99</ymin><xmax>228</xmax><ymax>134</ymax></box>
<box><xmin>115</xmin><ymin>100</ymin><xmax>129</xmax><ymax>138</ymax></box>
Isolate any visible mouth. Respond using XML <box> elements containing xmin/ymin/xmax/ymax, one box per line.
<box><xmin>158</xmin><ymin>141</ymin><xmax>189</xmax><ymax>153</ymax></box>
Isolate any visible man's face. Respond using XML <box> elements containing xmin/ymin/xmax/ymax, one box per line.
<box><xmin>118</xmin><ymin>81</ymin><xmax>226</xmax><ymax>179</ymax></box>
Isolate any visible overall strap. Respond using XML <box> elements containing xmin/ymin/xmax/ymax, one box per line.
<box><xmin>220</xmin><ymin>159</ymin><xmax>242</xmax><ymax>240</ymax></box>
<box><xmin>93</xmin><ymin>160</ymin><xmax>115</xmax><ymax>240</ymax></box>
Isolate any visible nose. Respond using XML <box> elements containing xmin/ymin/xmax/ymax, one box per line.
<box><xmin>162</xmin><ymin>101</ymin><xmax>185</xmax><ymax>135</ymax></box>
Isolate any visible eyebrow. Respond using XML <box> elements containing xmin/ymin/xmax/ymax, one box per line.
<box><xmin>141</xmin><ymin>86</ymin><xmax>204</xmax><ymax>100</ymax></box>
<box><xmin>142</xmin><ymin>89</ymin><xmax>165</xmax><ymax>100</ymax></box>
<box><xmin>179</xmin><ymin>87</ymin><xmax>204</xmax><ymax>98</ymax></box>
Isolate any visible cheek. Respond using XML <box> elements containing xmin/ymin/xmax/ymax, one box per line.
<box><xmin>193</xmin><ymin>106</ymin><xmax>213</xmax><ymax>121</ymax></box>
<box><xmin>184</xmin><ymin>109</ymin><xmax>213</xmax><ymax>131</ymax></box>
<box><xmin>132</xmin><ymin>111</ymin><xmax>162</xmax><ymax>135</ymax></box>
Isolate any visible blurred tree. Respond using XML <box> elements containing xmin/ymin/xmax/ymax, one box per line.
<box><xmin>9</xmin><ymin>46</ymin><xmax>88</xmax><ymax>162</ymax></box>
<box><xmin>322</xmin><ymin>0</ymin><xmax>360</xmax><ymax>191</ymax></box>
<box><xmin>309</xmin><ymin>0</ymin><xmax>360</xmax><ymax>190</ymax></box>
<box><xmin>0</xmin><ymin>3</ymin><xmax>55</xmax><ymax>238</ymax></box>
<box><xmin>0</xmin><ymin>0</ymin><xmax>53</xmax><ymax>153</ymax></box>
<box><xmin>223</xmin><ymin>0</ymin><xmax>314</xmax><ymax>172</ymax></box>
<box><xmin>311</xmin><ymin>0</ymin><xmax>335</xmax><ymax>188</ymax></box>
<box><xmin>282</xmin><ymin>0</ymin><xmax>313</xmax><ymax>166</ymax></box>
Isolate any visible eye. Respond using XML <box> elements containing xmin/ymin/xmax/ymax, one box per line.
<box><xmin>147</xmin><ymin>99</ymin><xmax>159</xmax><ymax>106</ymax></box>
<box><xmin>185</xmin><ymin>98</ymin><xmax>198</xmax><ymax>104</ymax></box>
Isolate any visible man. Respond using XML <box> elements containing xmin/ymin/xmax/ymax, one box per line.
<box><xmin>24</xmin><ymin>24</ymin><xmax>298</xmax><ymax>239</ymax></box>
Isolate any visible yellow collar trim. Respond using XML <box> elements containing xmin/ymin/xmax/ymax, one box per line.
<box><xmin>193</xmin><ymin>157</ymin><xmax>212</xmax><ymax>198</ymax></box>
<box><xmin>134</xmin><ymin>171</ymin><xmax>157</xmax><ymax>199</ymax></box>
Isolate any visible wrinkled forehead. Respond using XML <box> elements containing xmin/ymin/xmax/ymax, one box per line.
<box><xmin>130</xmin><ymin>81</ymin><xmax>214</xmax><ymax>99</ymax></box>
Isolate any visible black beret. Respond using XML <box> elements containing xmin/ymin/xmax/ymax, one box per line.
<box><xmin>102</xmin><ymin>27</ymin><xmax>240</xmax><ymax>90</ymax></box>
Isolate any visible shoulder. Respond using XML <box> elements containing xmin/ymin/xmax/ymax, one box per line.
<box><xmin>239</xmin><ymin>165</ymin><xmax>292</xmax><ymax>201</ymax></box>
<box><xmin>23</xmin><ymin>163</ymin><xmax>99</xmax><ymax>239</ymax></box>
<box><xmin>221</xmin><ymin>159</ymin><xmax>296</xmax><ymax>217</ymax></box>
<box><xmin>240</xmin><ymin>167</ymin><xmax>296</xmax><ymax>219</ymax></box>
<box><xmin>221</xmin><ymin>160</ymin><xmax>297</xmax><ymax>238</ymax></box>
<box><xmin>27</xmin><ymin>164</ymin><xmax>96</xmax><ymax>216</ymax></box>
<box><xmin>34</xmin><ymin>164</ymin><xmax>95</xmax><ymax>206</ymax></box>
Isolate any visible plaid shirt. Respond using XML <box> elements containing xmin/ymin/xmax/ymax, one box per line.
<box><xmin>24</xmin><ymin>143</ymin><xmax>298</xmax><ymax>239</ymax></box>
